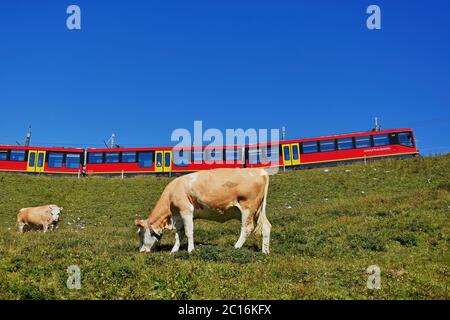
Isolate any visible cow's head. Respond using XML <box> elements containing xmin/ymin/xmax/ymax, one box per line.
<box><xmin>135</xmin><ymin>219</ymin><xmax>162</xmax><ymax>253</ymax></box>
<box><xmin>50</xmin><ymin>206</ymin><xmax>63</xmax><ymax>222</ymax></box>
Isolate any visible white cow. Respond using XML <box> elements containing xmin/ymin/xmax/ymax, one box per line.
<box><xmin>134</xmin><ymin>168</ymin><xmax>271</xmax><ymax>254</ymax></box>
<box><xmin>16</xmin><ymin>204</ymin><xmax>63</xmax><ymax>233</ymax></box>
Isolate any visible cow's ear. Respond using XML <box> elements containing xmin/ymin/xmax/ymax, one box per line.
<box><xmin>134</xmin><ymin>219</ymin><xmax>146</xmax><ymax>229</ymax></box>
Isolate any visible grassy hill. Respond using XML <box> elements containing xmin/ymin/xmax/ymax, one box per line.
<box><xmin>0</xmin><ymin>155</ymin><xmax>449</xmax><ymax>299</ymax></box>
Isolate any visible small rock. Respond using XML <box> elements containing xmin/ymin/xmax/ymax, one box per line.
<box><xmin>324</xmin><ymin>169</ymin><xmax>330</xmax><ymax>173</ymax></box>
<box><xmin>345</xmin><ymin>169</ymin><xmax>351</xmax><ymax>173</ymax></box>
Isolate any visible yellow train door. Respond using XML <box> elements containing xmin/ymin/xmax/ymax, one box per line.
<box><xmin>163</xmin><ymin>151</ymin><xmax>172</xmax><ymax>173</ymax></box>
<box><xmin>36</xmin><ymin>151</ymin><xmax>46</xmax><ymax>173</ymax></box>
<box><xmin>282</xmin><ymin>144</ymin><xmax>292</xmax><ymax>166</ymax></box>
<box><xmin>291</xmin><ymin>143</ymin><xmax>301</xmax><ymax>166</ymax></box>
<box><xmin>282</xmin><ymin>143</ymin><xmax>301</xmax><ymax>167</ymax></box>
<box><xmin>26</xmin><ymin>151</ymin><xmax>37</xmax><ymax>172</ymax></box>
<box><xmin>155</xmin><ymin>151</ymin><xmax>164</xmax><ymax>173</ymax></box>
<box><xmin>26</xmin><ymin>150</ymin><xmax>46</xmax><ymax>173</ymax></box>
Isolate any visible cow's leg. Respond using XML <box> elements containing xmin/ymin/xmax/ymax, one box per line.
<box><xmin>181</xmin><ymin>212</ymin><xmax>195</xmax><ymax>253</ymax></box>
<box><xmin>171</xmin><ymin>215</ymin><xmax>184</xmax><ymax>254</ymax></box>
<box><xmin>234</xmin><ymin>208</ymin><xmax>253</xmax><ymax>249</ymax></box>
<box><xmin>42</xmin><ymin>224</ymin><xmax>48</xmax><ymax>233</ymax></box>
<box><xmin>262</xmin><ymin>219</ymin><xmax>271</xmax><ymax>254</ymax></box>
<box><xmin>17</xmin><ymin>222</ymin><xmax>25</xmax><ymax>233</ymax></box>
<box><xmin>171</xmin><ymin>231</ymin><xmax>184</xmax><ymax>254</ymax></box>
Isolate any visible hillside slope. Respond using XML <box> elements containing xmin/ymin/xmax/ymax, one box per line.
<box><xmin>0</xmin><ymin>155</ymin><xmax>449</xmax><ymax>299</ymax></box>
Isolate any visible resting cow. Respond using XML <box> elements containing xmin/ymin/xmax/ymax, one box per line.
<box><xmin>16</xmin><ymin>204</ymin><xmax>63</xmax><ymax>233</ymax></box>
<box><xmin>134</xmin><ymin>168</ymin><xmax>271</xmax><ymax>254</ymax></box>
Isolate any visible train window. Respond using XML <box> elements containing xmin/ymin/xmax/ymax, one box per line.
<box><xmin>48</xmin><ymin>153</ymin><xmax>64</xmax><ymax>168</ymax></box>
<box><xmin>225</xmin><ymin>148</ymin><xmax>241</xmax><ymax>162</ymax></box>
<box><xmin>259</xmin><ymin>147</ymin><xmax>267</xmax><ymax>164</ymax></box>
<box><xmin>122</xmin><ymin>152</ymin><xmax>136</xmax><ymax>163</ymax></box>
<box><xmin>204</xmin><ymin>148</ymin><xmax>218</xmax><ymax>162</ymax></box>
<box><xmin>37</xmin><ymin>153</ymin><xmax>44</xmax><ymax>167</ymax></box>
<box><xmin>105</xmin><ymin>152</ymin><xmax>120</xmax><ymax>163</ymax></box>
<box><xmin>66</xmin><ymin>153</ymin><xmax>81</xmax><ymax>169</ymax></box>
<box><xmin>192</xmin><ymin>149</ymin><xmax>203</xmax><ymax>163</ymax></box>
<box><xmin>319</xmin><ymin>139</ymin><xmax>336</xmax><ymax>152</ymax></box>
<box><xmin>0</xmin><ymin>150</ymin><xmax>7</xmax><ymax>160</ymax></box>
<box><xmin>259</xmin><ymin>146</ymin><xmax>276</xmax><ymax>164</ymax></box>
<box><xmin>283</xmin><ymin>146</ymin><xmax>290</xmax><ymax>161</ymax></box>
<box><xmin>173</xmin><ymin>149</ymin><xmax>190</xmax><ymax>166</ymax></box>
<box><xmin>224</xmin><ymin>149</ymin><xmax>232</xmax><ymax>162</ymax></box>
<box><xmin>373</xmin><ymin>134</ymin><xmax>389</xmax><ymax>146</ymax></box>
<box><xmin>337</xmin><ymin>137</ymin><xmax>353</xmax><ymax>150</ymax></box>
<box><xmin>10</xmin><ymin>150</ymin><xmax>26</xmax><ymax>161</ymax></box>
<box><xmin>29</xmin><ymin>152</ymin><xmax>36</xmax><ymax>167</ymax></box>
<box><xmin>355</xmin><ymin>136</ymin><xmax>371</xmax><ymax>148</ymax></box>
<box><xmin>302</xmin><ymin>141</ymin><xmax>318</xmax><ymax>154</ymax></box>
<box><xmin>292</xmin><ymin>145</ymin><xmax>299</xmax><ymax>160</ymax></box>
<box><xmin>156</xmin><ymin>152</ymin><xmax>163</xmax><ymax>167</ymax></box>
<box><xmin>164</xmin><ymin>152</ymin><xmax>171</xmax><ymax>167</ymax></box>
<box><xmin>389</xmin><ymin>133</ymin><xmax>398</xmax><ymax>144</ymax></box>
<box><xmin>88</xmin><ymin>152</ymin><xmax>104</xmax><ymax>164</ymax></box>
<box><xmin>398</xmin><ymin>132</ymin><xmax>414</xmax><ymax>147</ymax></box>
<box><xmin>138</xmin><ymin>152</ymin><xmax>153</xmax><ymax>168</ymax></box>
<box><xmin>249</xmin><ymin>148</ymin><xmax>259</xmax><ymax>164</ymax></box>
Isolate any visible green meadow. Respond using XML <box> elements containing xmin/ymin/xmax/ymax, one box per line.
<box><xmin>0</xmin><ymin>154</ymin><xmax>449</xmax><ymax>299</ymax></box>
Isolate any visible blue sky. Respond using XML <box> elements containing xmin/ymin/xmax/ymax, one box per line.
<box><xmin>0</xmin><ymin>0</ymin><xmax>449</xmax><ymax>154</ymax></box>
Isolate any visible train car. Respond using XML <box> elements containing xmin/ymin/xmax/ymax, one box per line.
<box><xmin>0</xmin><ymin>145</ymin><xmax>84</xmax><ymax>175</ymax></box>
<box><xmin>244</xmin><ymin>141</ymin><xmax>282</xmax><ymax>169</ymax></box>
<box><xmin>171</xmin><ymin>145</ymin><xmax>245</xmax><ymax>173</ymax></box>
<box><xmin>278</xmin><ymin>128</ymin><xmax>419</xmax><ymax>169</ymax></box>
<box><xmin>85</xmin><ymin>147</ymin><xmax>173</xmax><ymax>175</ymax></box>
<box><xmin>85</xmin><ymin>145</ymin><xmax>246</xmax><ymax>175</ymax></box>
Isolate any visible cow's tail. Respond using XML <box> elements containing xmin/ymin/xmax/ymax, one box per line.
<box><xmin>253</xmin><ymin>171</ymin><xmax>271</xmax><ymax>236</ymax></box>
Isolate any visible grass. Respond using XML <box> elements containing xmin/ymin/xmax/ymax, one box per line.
<box><xmin>0</xmin><ymin>154</ymin><xmax>449</xmax><ymax>299</ymax></box>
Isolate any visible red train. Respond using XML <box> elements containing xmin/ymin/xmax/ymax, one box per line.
<box><xmin>0</xmin><ymin>128</ymin><xmax>419</xmax><ymax>176</ymax></box>
<box><xmin>0</xmin><ymin>145</ymin><xmax>84</xmax><ymax>175</ymax></box>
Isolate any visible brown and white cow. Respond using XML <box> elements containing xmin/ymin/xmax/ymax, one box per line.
<box><xmin>16</xmin><ymin>204</ymin><xmax>63</xmax><ymax>233</ymax></box>
<box><xmin>134</xmin><ymin>168</ymin><xmax>271</xmax><ymax>254</ymax></box>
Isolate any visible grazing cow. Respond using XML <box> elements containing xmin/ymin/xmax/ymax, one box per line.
<box><xmin>134</xmin><ymin>168</ymin><xmax>271</xmax><ymax>254</ymax></box>
<box><xmin>16</xmin><ymin>204</ymin><xmax>63</xmax><ymax>233</ymax></box>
